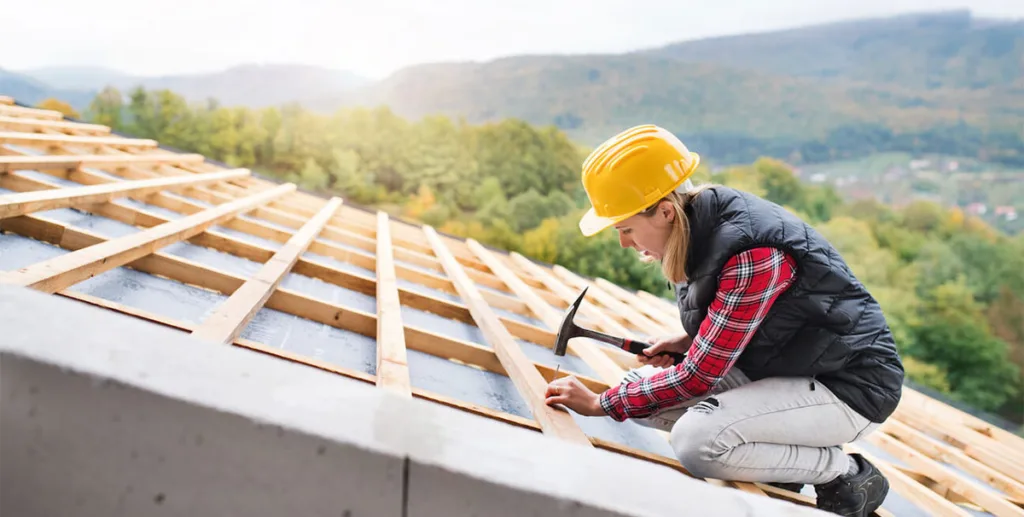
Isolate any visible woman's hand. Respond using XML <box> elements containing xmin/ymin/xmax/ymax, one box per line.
<box><xmin>544</xmin><ymin>375</ymin><xmax>606</xmax><ymax>416</ymax></box>
<box><xmin>637</xmin><ymin>334</ymin><xmax>692</xmax><ymax>368</ymax></box>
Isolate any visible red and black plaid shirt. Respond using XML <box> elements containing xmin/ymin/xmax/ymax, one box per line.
<box><xmin>599</xmin><ymin>246</ymin><xmax>798</xmax><ymax>421</ymax></box>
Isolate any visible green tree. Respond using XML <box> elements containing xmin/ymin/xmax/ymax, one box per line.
<box><xmin>909</xmin><ymin>279</ymin><xmax>1020</xmax><ymax>411</ymax></box>
<box><xmin>84</xmin><ymin>86</ymin><xmax>124</xmax><ymax>130</ymax></box>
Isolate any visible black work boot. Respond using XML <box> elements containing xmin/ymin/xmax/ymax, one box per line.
<box><xmin>767</xmin><ymin>482</ymin><xmax>804</xmax><ymax>494</ymax></box>
<box><xmin>814</xmin><ymin>454</ymin><xmax>889</xmax><ymax>516</ymax></box>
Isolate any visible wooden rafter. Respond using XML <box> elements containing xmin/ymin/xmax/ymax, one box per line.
<box><xmin>552</xmin><ymin>264</ymin><xmax>672</xmax><ymax>336</ymax></box>
<box><xmin>0</xmin><ymin>168</ymin><xmax>249</xmax><ymax>219</ymax></box>
<box><xmin>0</xmin><ymin>153</ymin><xmax>205</xmax><ymax>173</ymax></box>
<box><xmin>424</xmin><ymin>225</ymin><xmax>592</xmax><ymax>445</ymax></box>
<box><xmin>0</xmin><ymin>183</ymin><xmax>294</xmax><ymax>293</ymax></box>
<box><xmin>375</xmin><ymin>211</ymin><xmax>412</xmax><ymax>396</ymax></box>
<box><xmin>191</xmin><ymin>197</ymin><xmax>343</xmax><ymax>345</ymax></box>
<box><xmin>0</xmin><ymin>115</ymin><xmax>110</xmax><ymax>134</ymax></box>
<box><xmin>0</xmin><ymin>131</ymin><xmax>158</xmax><ymax>149</ymax></box>
<box><xmin>467</xmin><ymin>238</ymin><xmax>626</xmax><ymax>386</ymax></box>
<box><xmin>0</xmin><ymin>104</ymin><xmax>64</xmax><ymax>120</ymax></box>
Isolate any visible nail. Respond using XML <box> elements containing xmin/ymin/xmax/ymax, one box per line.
<box><xmin>555</xmin><ymin>364</ymin><xmax>561</xmax><ymax>377</ymax></box>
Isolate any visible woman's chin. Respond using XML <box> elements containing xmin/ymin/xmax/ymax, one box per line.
<box><xmin>637</xmin><ymin>250</ymin><xmax>661</xmax><ymax>263</ymax></box>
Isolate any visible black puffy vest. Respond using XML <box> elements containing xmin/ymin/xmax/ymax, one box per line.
<box><xmin>672</xmin><ymin>186</ymin><xmax>904</xmax><ymax>423</ymax></box>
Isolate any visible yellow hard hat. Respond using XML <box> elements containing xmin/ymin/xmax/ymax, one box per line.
<box><xmin>578</xmin><ymin>124</ymin><xmax>700</xmax><ymax>236</ymax></box>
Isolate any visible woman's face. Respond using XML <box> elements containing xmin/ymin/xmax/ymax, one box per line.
<box><xmin>613</xmin><ymin>201</ymin><xmax>675</xmax><ymax>261</ymax></box>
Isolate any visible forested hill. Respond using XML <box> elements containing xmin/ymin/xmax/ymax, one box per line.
<box><xmin>644</xmin><ymin>10</ymin><xmax>1024</xmax><ymax>90</ymax></box>
<box><xmin>317</xmin><ymin>10</ymin><xmax>1024</xmax><ymax>166</ymax></box>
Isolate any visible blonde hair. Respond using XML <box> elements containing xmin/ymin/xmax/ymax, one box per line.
<box><xmin>636</xmin><ymin>181</ymin><xmax>713</xmax><ymax>284</ymax></box>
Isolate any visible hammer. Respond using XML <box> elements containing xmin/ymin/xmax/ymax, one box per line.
<box><xmin>552</xmin><ymin>287</ymin><xmax>686</xmax><ymax>365</ymax></box>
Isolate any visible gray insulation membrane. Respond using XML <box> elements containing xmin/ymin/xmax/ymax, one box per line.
<box><xmin>0</xmin><ymin>193</ymin><xmax>680</xmax><ymax>461</ymax></box>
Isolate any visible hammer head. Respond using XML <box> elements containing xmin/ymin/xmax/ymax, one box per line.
<box><xmin>553</xmin><ymin>286</ymin><xmax>588</xmax><ymax>356</ymax></box>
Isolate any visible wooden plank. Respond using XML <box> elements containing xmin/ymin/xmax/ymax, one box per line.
<box><xmin>882</xmin><ymin>418</ymin><xmax>1024</xmax><ymax>502</ymax></box>
<box><xmin>0</xmin><ymin>153</ymin><xmax>205</xmax><ymax>173</ymax></box>
<box><xmin>510</xmin><ymin>252</ymin><xmax>640</xmax><ymax>368</ymax></box>
<box><xmin>0</xmin><ymin>131</ymin><xmax>158</xmax><ymax>148</ymax></box>
<box><xmin>467</xmin><ymin>238</ymin><xmax>626</xmax><ymax>386</ymax></box>
<box><xmin>595</xmin><ymin>278</ymin><xmax>684</xmax><ymax>332</ymax></box>
<box><xmin>423</xmin><ymin>225</ymin><xmax>592</xmax><ymax>445</ymax></box>
<box><xmin>0</xmin><ymin>171</ymin><xmax>561</xmax><ymax>353</ymax></box>
<box><xmin>375</xmin><ymin>211</ymin><xmax>412</xmax><ymax>396</ymax></box>
<box><xmin>0</xmin><ymin>104</ymin><xmax>64</xmax><ymax>120</ymax></box>
<box><xmin>3</xmin><ymin>213</ymin><xmax>609</xmax><ymax>394</ymax></box>
<box><xmin>901</xmin><ymin>388</ymin><xmax>1024</xmax><ymax>453</ymax></box>
<box><xmin>0</xmin><ymin>168</ymin><xmax>249</xmax><ymax>219</ymax></box>
<box><xmin>0</xmin><ymin>96</ymin><xmax>12</xmax><ymax>105</ymax></box>
<box><xmin>867</xmin><ymin>432</ymin><xmax>1024</xmax><ymax>516</ymax></box>
<box><xmin>0</xmin><ymin>183</ymin><xmax>294</xmax><ymax>293</ymax></box>
<box><xmin>190</xmin><ymin>197</ymin><xmax>343</xmax><ymax>345</ymax></box>
<box><xmin>895</xmin><ymin>407</ymin><xmax>1024</xmax><ymax>482</ymax></box>
<box><xmin>0</xmin><ymin>115</ymin><xmax>111</xmax><ymax>134</ymax></box>
<box><xmin>553</xmin><ymin>264</ymin><xmax>672</xmax><ymax>336</ymax></box>
<box><xmin>637</xmin><ymin>290</ymin><xmax>680</xmax><ymax>317</ymax></box>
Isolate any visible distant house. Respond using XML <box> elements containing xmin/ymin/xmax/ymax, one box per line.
<box><xmin>965</xmin><ymin>203</ymin><xmax>987</xmax><ymax>215</ymax></box>
<box><xmin>995</xmin><ymin>206</ymin><xmax>1018</xmax><ymax>221</ymax></box>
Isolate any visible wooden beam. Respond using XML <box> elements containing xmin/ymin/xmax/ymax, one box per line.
<box><xmin>0</xmin><ymin>131</ymin><xmax>158</xmax><ymax>149</ymax></box>
<box><xmin>553</xmin><ymin>264</ymin><xmax>672</xmax><ymax>336</ymax></box>
<box><xmin>0</xmin><ymin>171</ymin><xmax>560</xmax><ymax>353</ymax></box>
<box><xmin>881</xmin><ymin>418</ymin><xmax>1024</xmax><ymax>503</ymax></box>
<box><xmin>0</xmin><ymin>115</ymin><xmax>111</xmax><ymax>135</ymax></box>
<box><xmin>0</xmin><ymin>183</ymin><xmax>294</xmax><ymax>293</ymax></box>
<box><xmin>467</xmin><ymin>239</ymin><xmax>626</xmax><ymax>386</ymax></box>
<box><xmin>595</xmin><ymin>278</ymin><xmax>684</xmax><ymax>332</ymax></box>
<box><xmin>0</xmin><ymin>96</ymin><xmax>13</xmax><ymax>105</ymax></box>
<box><xmin>510</xmin><ymin>252</ymin><xmax>640</xmax><ymax>369</ymax></box>
<box><xmin>866</xmin><ymin>432</ymin><xmax>1024</xmax><ymax>516</ymax></box>
<box><xmin>895</xmin><ymin>406</ymin><xmax>1024</xmax><ymax>482</ymax></box>
<box><xmin>190</xmin><ymin>197</ymin><xmax>343</xmax><ymax>345</ymax></box>
<box><xmin>0</xmin><ymin>153</ymin><xmax>205</xmax><ymax>173</ymax></box>
<box><xmin>901</xmin><ymin>387</ymin><xmax>1024</xmax><ymax>453</ymax></box>
<box><xmin>2</xmin><ymin>213</ymin><xmax>607</xmax><ymax>395</ymax></box>
<box><xmin>0</xmin><ymin>104</ymin><xmax>64</xmax><ymax>120</ymax></box>
<box><xmin>423</xmin><ymin>226</ymin><xmax>591</xmax><ymax>445</ymax></box>
<box><xmin>375</xmin><ymin>211</ymin><xmax>412</xmax><ymax>396</ymax></box>
<box><xmin>0</xmin><ymin>168</ymin><xmax>249</xmax><ymax>219</ymax></box>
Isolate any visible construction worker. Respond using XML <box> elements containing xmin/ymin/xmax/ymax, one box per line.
<box><xmin>544</xmin><ymin>124</ymin><xmax>903</xmax><ymax>517</ymax></box>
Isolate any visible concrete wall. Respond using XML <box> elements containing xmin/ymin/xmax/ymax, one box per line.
<box><xmin>0</xmin><ymin>285</ymin><xmax>825</xmax><ymax>517</ymax></box>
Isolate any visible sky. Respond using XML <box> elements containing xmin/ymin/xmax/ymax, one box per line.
<box><xmin>3</xmin><ymin>0</ymin><xmax>1022</xmax><ymax>79</ymax></box>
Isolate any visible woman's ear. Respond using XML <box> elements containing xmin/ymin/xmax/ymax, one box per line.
<box><xmin>659</xmin><ymin>201</ymin><xmax>675</xmax><ymax>223</ymax></box>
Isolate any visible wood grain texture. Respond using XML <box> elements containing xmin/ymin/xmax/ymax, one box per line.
<box><xmin>190</xmin><ymin>197</ymin><xmax>343</xmax><ymax>345</ymax></box>
<box><xmin>0</xmin><ymin>183</ymin><xmax>294</xmax><ymax>293</ymax></box>
<box><xmin>0</xmin><ymin>168</ymin><xmax>249</xmax><ymax>219</ymax></box>
<box><xmin>423</xmin><ymin>226</ymin><xmax>592</xmax><ymax>446</ymax></box>
<box><xmin>374</xmin><ymin>211</ymin><xmax>412</xmax><ymax>396</ymax></box>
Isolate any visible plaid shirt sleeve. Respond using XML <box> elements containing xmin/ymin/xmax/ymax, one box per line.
<box><xmin>599</xmin><ymin>247</ymin><xmax>798</xmax><ymax>421</ymax></box>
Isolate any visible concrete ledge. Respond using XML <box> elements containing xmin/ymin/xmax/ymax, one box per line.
<box><xmin>0</xmin><ymin>285</ymin><xmax>825</xmax><ymax>516</ymax></box>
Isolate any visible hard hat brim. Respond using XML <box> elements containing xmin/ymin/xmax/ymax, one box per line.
<box><xmin>579</xmin><ymin>207</ymin><xmax>618</xmax><ymax>237</ymax></box>
<box><xmin>578</xmin><ymin>206</ymin><xmax>649</xmax><ymax>237</ymax></box>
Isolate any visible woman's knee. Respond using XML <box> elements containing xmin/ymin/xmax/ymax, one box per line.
<box><xmin>669</xmin><ymin>398</ymin><xmax>732</xmax><ymax>478</ymax></box>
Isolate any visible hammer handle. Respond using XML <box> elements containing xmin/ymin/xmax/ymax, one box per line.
<box><xmin>574</xmin><ymin>327</ymin><xmax>685</xmax><ymax>365</ymax></box>
<box><xmin>621</xmin><ymin>338</ymin><xmax>687</xmax><ymax>365</ymax></box>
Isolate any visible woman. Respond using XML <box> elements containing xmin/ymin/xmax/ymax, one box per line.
<box><xmin>544</xmin><ymin>125</ymin><xmax>904</xmax><ymax>517</ymax></box>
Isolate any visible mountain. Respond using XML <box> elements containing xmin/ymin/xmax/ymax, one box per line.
<box><xmin>15</xmin><ymin>64</ymin><xmax>370</xmax><ymax>109</ymax></box>
<box><xmin>314</xmin><ymin>10</ymin><xmax>1024</xmax><ymax>164</ymax></box>
<box><xmin>0</xmin><ymin>69</ymin><xmax>95</xmax><ymax>109</ymax></box>
<box><xmin>18</xmin><ymin>66</ymin><xmax>133</xmax><ymax>91</ymax></box>
<box><xmin>330</xmin><ymin>54</ymin><xmax>1021</xmax><ymax>144</ymax></box>
<box><xmin>643</xmin><ymin>10</ymin><xmax>1024</xmax><ymax>90</ymax></box>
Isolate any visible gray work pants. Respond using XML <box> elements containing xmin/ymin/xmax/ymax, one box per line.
<box><xmin>625</xmin><ymin>366</ymin><xmax>879</xmax><ymax>485</ymax></box>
